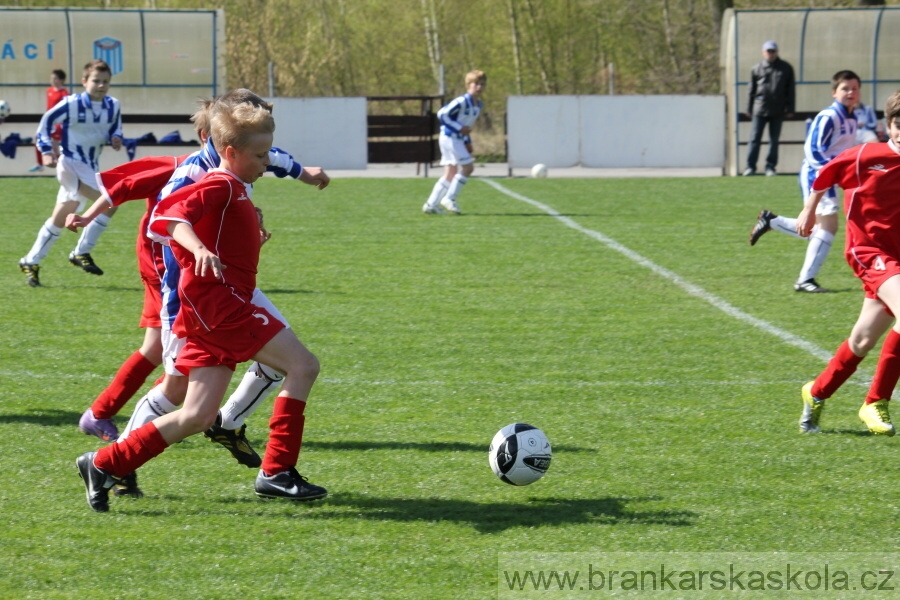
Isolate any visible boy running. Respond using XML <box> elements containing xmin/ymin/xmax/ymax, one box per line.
<box><xmin>795</xmin><ymin>89</ymin><xmax>900</xmax><ymax>436</ymax></box>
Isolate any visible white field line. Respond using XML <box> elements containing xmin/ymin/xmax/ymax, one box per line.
<box><xmin>482</xmin><ymin>179</ymin><xmax>841</xmax><ymax>366</ymax></box>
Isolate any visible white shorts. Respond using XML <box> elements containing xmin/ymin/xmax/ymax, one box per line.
<box><xmin>439</xmin><ymin>134</ymin><xmax>474</xmax><ymax>166</ymax></box>
<box><xmin>160</xmin><ymin>288</ymin><xmax>291</xmax><ymax>376</ymax></box>
<box><xmin>799</xmin><ymin>161</ymin><xmax>839</xmax><ymax>216</ymax></box>
<box><xmin>856</xmin><ymin>129</ymin><xmax>879</xmax><ymax>144</ymax></box>
<box><xmin>56</xmin><ymin>155</ymin><xmax>99</xmax><ymax>210</ymax></box>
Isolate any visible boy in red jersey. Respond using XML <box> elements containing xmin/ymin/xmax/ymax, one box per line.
<box><xmin>795</xmin><ymin>89</ymin><xmax>900</xmax><ymax>436</ymax></box>
<box><xmin>76</xmin><ymin>97</ymin><xmax>326</xmax><ymax>511</ymax></box>
<box><xmin>65</xmin><ymin>101</ymin><xmax>213</xmax><ymax>444</ymax></box>
<box><xmin>30</xmin><ymin>69</ymin><xmax>68</xmax><ymax>172</ymax></box>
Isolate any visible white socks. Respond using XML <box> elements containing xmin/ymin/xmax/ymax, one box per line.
<box><xmin>798</xmin><ymin>228</ymin><xmax>834</xmax><ymax>283</ymax></box>
<box><xmin>446</xmin><ymin>174</ymin><xmax>468</xmax><ymax>201</ymax></box>
<box><xmin>218</xmin><ymin>362</ymin><xmax>284</xmax><ymax>430</ymax></box>
<box><xmin>769</xmin><ymin>215</ymin><xmax>804</xmax><ymax>240</ymax></box>
<box><xmin>23</xmin><ymin>219</ymin><xmax>61</xmax><ymax>263</ymax></box>
<box><xmin>72</xmin><ymin>212</ymin><xmax>111</xmax><ymax>255</ymax></box>
<box><xmin>425</xmin><ymin>178</ymin><xmax>450</xmax><ymax>209</ymax></box>
<box><xmin>118</xmin><ymin>386</ymin><xmax>178</xmax><ymax>441</ymax></box>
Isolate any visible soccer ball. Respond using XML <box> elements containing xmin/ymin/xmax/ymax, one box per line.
<box><xmin>530</xmin><ymin>163</ymin><xmax>548</xmax><ymax>178</ymax></box>
<box><xmin>0</xmin><ymin>100</ymin><xmax>10</xmax><ymax>119</ymax></box>
<box><xmin>488</xmin><ymin>423</ymin><xmax>552</xmax><ymax>486</ymax></box>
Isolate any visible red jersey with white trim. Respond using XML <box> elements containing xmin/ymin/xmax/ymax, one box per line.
<box><xmin>96</xmin><ymin>155</ymin><xmax>187</xmax><ymax>282</ymax></box>
<box><xmin>148</xmin><ymin>169</ymin><xmax>261</xmax><ymax>337</ymax></box>
<box><xmin>812</xmin><ymin>141</ymin><xmax>900</xmax><ymax>263</ymax></box>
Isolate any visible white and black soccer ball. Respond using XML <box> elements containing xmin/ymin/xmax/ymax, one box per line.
<box><xmin>488</xmin><ymin>423</ymin><xmax>552</xmax><ymax>486</ymax></box>
<box><xmin>530</xmin><ymin>163</ymin><xmax>548</xmax><ymax>178</ymax></box>
<box><xmin>0</xmin><ymin>99</ymin><xmax>10</xmax><ymax>119</ymax></box>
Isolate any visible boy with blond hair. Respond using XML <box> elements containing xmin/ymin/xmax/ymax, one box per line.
<box><xmin>423</xmin><ymin>69</ymin><xmax>486</xmax><ymax>215</ymax></box>
<box><xmin>77</xmin><ymin>97</ymin><xmax>327</xmax><ymax>511</ymax></box>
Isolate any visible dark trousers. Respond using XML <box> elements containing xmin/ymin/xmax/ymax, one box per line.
<box><xmin>746</xmin><ymin>114</ymin><xmax>783</xmax><ymax>172</ymax></box>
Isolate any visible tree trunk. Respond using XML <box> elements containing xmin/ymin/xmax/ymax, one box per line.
<box><xmin>507</xmin><ymin>0</ymin><xmax>524</xmax><ymax>94</ymax></box>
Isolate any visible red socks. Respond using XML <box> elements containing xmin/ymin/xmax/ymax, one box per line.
<box><xmin>91</xmin><ymin>350</ymin><xmax>158</xmax><ymax>419</ymax></box>
<box><xmin>261</xmin><ymin>396</ymin><xmax>306</xmax><ymax>475</ymax></box>
<box><xmin>865</xmin><ymin>329</ymin><xmax>900</xmax><ymax>404</ymax></box>
<box><xmin>94</xmin><ymin>422</ymin><xmax>169</xmax><ymax>477</ymax></box>
<box><xmin>811</xmin><ymin>340</ymin><xmax>865</xmax><ymax>399</ymax></box>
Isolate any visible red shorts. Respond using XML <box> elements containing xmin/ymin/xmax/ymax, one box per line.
<box><xmin>139</xmin><ymin>275</ymin><xmax>162</xmax><ymax>329</ymax></box>
<box><xmin>175</xmin><ymin>302</ymin><xmax>285</xmax><ymax>372</ymax></box>
<box><xmin>848</xmin><ymin>246</ymin><xmax>900</xmax><ymax>301</ymax></box>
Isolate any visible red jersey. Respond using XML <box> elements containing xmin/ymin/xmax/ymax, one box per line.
<box><xmin>46</xmin><ymin>86</ymin><xmax>68</xmax><ymax>110</ymax></box>
<box><xmin>97</xmin><ymin>155</ymin><xmax>188</xmax><ymax>282</ymax></box>
<box><xmin>149</xmin><ymin>169</ymin><xmax>261</xmax><ymax>337</ymax></box>
<box><xmin>813</xmin><ymin>141</ymin><xmax>900</xmax><ymax>263</ymax></box>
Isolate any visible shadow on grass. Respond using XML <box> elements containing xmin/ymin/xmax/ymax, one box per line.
<box><xmin>302</xmin><ymin>493</ymin><xmax>697</xmax><ymax>533</ymax></box>
<box><xmin>822</xmin><ymin>428</ymin><xmax>874</xmax><ymax>436</ymax></box>
<box><xmin>465</xmin><ymin>213</ymin><xmax>593</xmax><ymax>218</ymax></box>
<box><xmin>166</xmin><ymin>493</ymin><xmax>697</xmax><ymax>532</ymax></box>
<box><xmin>303</xmin><ymin>440</ymin><xmax>597</xmax><ymax>453</ymax></box>
<box><xmin>0</xmin><ymin>408</ymin><xmax>83</xmax><ymax>427</ymax></box>
<box><xmin>259</xmin><ymin>288</ymin><xmax>318</xmax><ymax>295</ymax></box>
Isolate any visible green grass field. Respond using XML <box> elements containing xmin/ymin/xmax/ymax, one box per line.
<box><xmin>0</xmin><ymin>173</ymin><xmax>895</xmax><ymax>599</ymax></box>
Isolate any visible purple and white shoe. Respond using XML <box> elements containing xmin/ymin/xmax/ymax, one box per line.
<box><xmin>79</xmin><ymin>409</ymin><xmax>119</xmax><ymax>442</ymax></box>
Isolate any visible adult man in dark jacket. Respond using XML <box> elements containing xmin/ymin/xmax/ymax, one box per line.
<box><xmin>744</xmin><ymin>40</ymin><xmax>795</xmax><ymax>176</ymax></box>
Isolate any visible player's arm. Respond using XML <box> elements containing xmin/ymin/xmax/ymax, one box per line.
<box><xmin>66</xmin><ymin>196</ymin><xmax>113</xmax><ymax>231</ymax></box>
<box><xmin>299</xmin><ymin>166</ymin><xmax>330</xmax><ymax>190</ymax></box>
<box><xmin>267</xmin><ymin>147</ymin><xmax>330</xmax><ymax>190</ymax></box>
<box><xmin>438</xmin><ymin>98</ymin><xmax>465</xmax><ymax>135</ymax></box>
<box><xmin>66</xmin><ymin>156</ymin><xmax>180</xmax><ymax>231</ymax></box>
<box><xmin>796</xmin><ymin>151</ymin><xmax>849</xmax><ymax>236</ymax></box>
<box><xmin>36</xmin><ymin>101</ymin><xmax>68</xmax><ymax>166</ymax></box>
<box><xmin>796</xmin><ymin>190</ymin><xmax>826</xmax><ymax>237</ymax></box>
<box><xmin>108</xmin><ymin>102</ymin><xmax>124</xmax><ymax>151</ymax></box>
<box><xmin>167</xmin><ymin>221</ymin><xmax>223</xmax><ymax>279</ymax></box>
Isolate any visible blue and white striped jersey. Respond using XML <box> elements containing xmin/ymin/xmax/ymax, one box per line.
<box><xmin>803</xmin><ymin>101</ymin><xmax>857</xmax><ymax>171</ymax></box>
<box><xmin>854</xmin><ymin>103</ymin><xmax>879</xmax><ymax>132</ymax></box>
<box><xmin>35</xmin><ymin>92</ymin><xmax>122</xmax><ymax>171</ymax></box>
<box><xmin>159</xmin><ymin>138</ymin><xmax>304</xmax><ymax>200</ymax></box>
<box><xmin>438</xmin><ymin>92</ymin><xmax>482</xmax><ymax>143</ymax></box>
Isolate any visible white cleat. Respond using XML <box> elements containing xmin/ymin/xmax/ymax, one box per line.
<box><xmin>440</xmin><ymin>197</ymin><xmax>461</xmax><ymax>214</ymax></box>
<box><xmin>422</xmin><ymin>202</ymin><xmax>444</xmax><ymax>215</ymax></box>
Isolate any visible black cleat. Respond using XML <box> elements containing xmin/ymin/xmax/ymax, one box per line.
<box><xmin>113</xmin><ymin>471</ymin><xmax>143</xmax><ymax>498</ymax></box>
<box><xmin>18</xmin><ymin>260</ymin><xmax>41</xmax><ymax>287</ymax></box>
<box><xmin>749</xmin><ymin>210</ymin><xmax>776</xmax><ymax>246</ymax></box>
<box><xmin>255</xmin><ymin>468</ymin><xmax>327</xmax><ymax>501</ymax></box>
<box><xmin>76</xmin><ymin>452</ymin><xmax>115</xmax><ymax>512</ymax></box>
<box><xmin>204</xmin><ymin>422</ymin><xmax>262</xmax><ymax>468</ymax></box>
<box><xmin>69</xmin><ymin>253</ymin><xmax>103</xmax><ymax>275</ymax></box>
<box><xmin>794</xmin><ymin>278</ymin><xmax>831</xmax><ymax>293</ymax></box>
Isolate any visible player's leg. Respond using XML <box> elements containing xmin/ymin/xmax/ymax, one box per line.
<box><xmin>78</xmin><ymin>365</ymin><xmax>232</xmax><ymax>511</ymax></box>
<box><xmin>68</xmin><ymin>178</ymin><xmax>107</xmax><ymax>275</ymax></box>
<box><xmin>250</xmin><ymin>328</ymin><xmax>327</xmax><ymax>501</ymax></box>
<box><xmin>859</xmin><ymin>275</ymin><xmax>900</xmax><ymax>435</ymax></box>
<box><xmin>441</xmin><ymin>140</ymin><xmax>473</xmax><ymax>214</ymax></box>
<box><xmin>203</xmin><ymin>289</ymin><xmax>285</xmax><ymax>467</ymax></box>
<box><xmin>424</xmin><ymin>146</ymin><xmax>457</xmax><ymax>214</ymax></box>
<box><xmin>795</xmin><ymin>201</ymin><xmax>838</xmax><ymax>292</ymax></box>
<box><xmin>800</xmin><ymin>298</ymin><xmax>893</xmax><ymax>433</ymax></box>
<box><xmin>19</xmin><ymin>198</ymin><xmax>80</xmax><ymax>287</ymax></box>
<box><xmin>79</xmin><ymin>327</ymin><xmax>163</xmax><ymax>441</ymax></box>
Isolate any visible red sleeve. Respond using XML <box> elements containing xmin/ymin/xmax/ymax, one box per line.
<box><xmin>148</xmin><ymin>176</ymin><xmax>231</xmax><ymax>239</ymax></box>
<box><xmin>98</xmin><ymin>156</ymin><xmax>180</xmax><ymax>207</ymax></box>
<box><xmin>812</xmin><ymin>146</ymin><xmax>861</xmax><ymax>192</ymax></box>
